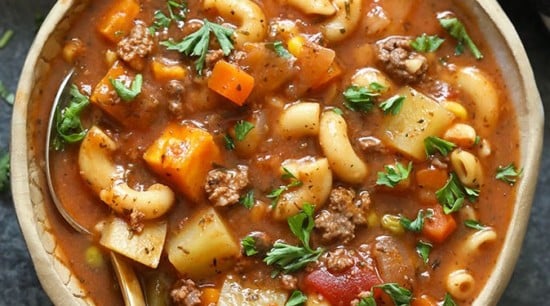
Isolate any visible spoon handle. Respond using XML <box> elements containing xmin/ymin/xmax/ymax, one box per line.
<box><xmin>110</xmin><ymin>252</ymin><xmax>146</xmax><ymax>306</ymax></box>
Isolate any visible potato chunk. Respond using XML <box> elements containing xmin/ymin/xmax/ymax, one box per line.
<box><xmin>99</xmin><ymin>217</ymin><xmax>167</xmax><ymax>268</ymax></box>
<box><xmin>217</xmin><ymin>275</ymin><xmax>288</xmax><ymax>306</ymax></box>
<box><xmin>143</xmin><ymin>124</ymin><xmax>222</xmax><ymax>202</ymax></box>
<box><xmin>382</xmin><ymin>86</ymin><xmax>455</xmax><ymax>160</ymax></box>
<box><xmin>167</xmin><ymin>208</ymin><xmax>240</xmax><ymax>279</ymax></box>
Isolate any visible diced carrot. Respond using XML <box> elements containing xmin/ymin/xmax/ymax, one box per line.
<box><xmin>201</xmin><ymin>288</ymin><xmax>220</xmax><ymax>305</ymax></box>
<box><xmin>143</xmin><ymin>124</ymin><xmax>222</xmax><ymax>202</ymax></box>
<box><xmin>97</xmin><ymin>0</ymin><xmax>140</xmax><ymax>43</ymax></box>
<box><xmin>151</xmin><ymin>58</ymin><xmax>187</xmax><ymax>82</ymax></box>
<box><xmin>422</xmin><ymin>205</ymin><xmax>457</xmax><ymax>244</ymax></box>
<box><xmin>412</xmin><ymin>294</ymin><xmax>438</xmax><ymax>306</ymax></box>
<box><xmin>416</xmin><ymin>166</ymin><xmax>448</xmax><ymax>190</ymax></box>
<box><xmin>208</xmin><ymin>60</ymin><xmax>255</xmax><ymax>106</ymax></box>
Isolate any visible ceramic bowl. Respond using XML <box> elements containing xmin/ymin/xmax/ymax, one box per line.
<box><xmin>10</xmin><ymin>0</ymin><xmax>544</xmax><ymax>305</ymax></box>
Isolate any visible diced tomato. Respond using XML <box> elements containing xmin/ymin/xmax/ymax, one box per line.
<box><xmin>304</xmin><ymin>265</ymin><xmax>382</xmax><ymax>305</ymax></box>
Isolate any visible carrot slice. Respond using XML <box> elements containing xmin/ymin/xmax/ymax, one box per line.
<box><xmin>208</xmin><ymin>60</ymin><xmax>255</xmax><ymax>106</ymax></box>
<box><xmin>422</xmin><ymin>205</ymin><xmax>457</xmax><ymax>243</ymax></box>
<box><xmin>412</xmin><ymin>294</ymin><xmax>438</xmax><ymax>306</ymax></box>
<box><xmin>97</xmin><ymin>0</ymin><xmax>140</xmax><ymax>43</ymax></box>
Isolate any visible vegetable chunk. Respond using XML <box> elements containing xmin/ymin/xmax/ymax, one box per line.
<box><xmin>99</xmin><ymin>217</ymin><xmax>167</xmax><ymax>268</ymax></box>
<box><xmin>382</xmin><ymin>86</ymin><xmax>455</xmax><ymax>160</ymax></box>
<box><xmin>208</xmin><ymin>60</ymin><xmax>255</xmax><ymax>106</ymax></box>
<box><xmin>167</xmin><ymin>208</ymin><xmax>240</xmax><ymax>279</ymax></box>
<box><xmin>143</xmin><ymin>124</ymin><xmax>222</xmax><ymax>202</ymax></box>
<box><xmin>217</xmin><ymin>276</ymin><xmax>288</xmax><ymax>306</ymax></box>
<box><xmin>96</xmin><ymin>0</ymin><xmax>140</xmax><ymax>43</ymax></box>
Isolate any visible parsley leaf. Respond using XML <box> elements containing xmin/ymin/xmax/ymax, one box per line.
<box><xmin>234</xmin><ymin>120</ymin><xmax>254</xmax><ymax>141</ymax></box>
<box><xmin>358</xmin><ymin>296</ymin><xmax>377</xmax><ymax>306</ymax></box>
<box><xmin>271</xmin><ymin>40</ymin><xmax>292</xmax><ymax>59</ymax></box>
<box><xmin>332</xmin><ymin>107</ymin><xmax>344</xmax><ymax>116</ymax></box>
<box><xmin>110</xmin><ymin>74</ymin><xmax>143</xmax><ymax>102</ymax></box>
<box><xmin>223</xmin><ymin>134</ymin><xmax>235</xmax><ymax>150</ymax></box>
<box><xmin>286</xmin><ymin>290</ymin><xmax>307</xmax><ymax>306</ymax></box>
<box><xmin>439</xmin><ymin>16</ymin><xmax>483</xmax><ymax>60</ymax></box>
<box><xmin>161</xmin><ymin>19</ymin><xmax>234</xmax><ymax>75</ymax></box>
<box><xmin>464</xmin><ymin>219</ymin><xmax>488</xmax><ymax>231</ymax></box>
<box><xmin>343</xmin><ymin>83</ymin><xmax>385</xmax><ymax>113</ymax></box>
<box><xmin>416</xmin><ymin>240</ymin><xmax>432</xmax><ymax>264</ymax></box>
<box><xmin>496</xmin><ymin>163</ymin><xmax>523</xmax><ymax>185</ymax></box>
<box><xmin>443</xmin><ymin>293</ymin><xmax>458</xmax><ymax>306</ymax></box>
<box><xmin>424</xmin><ymin>136</ymin><xmax>457</xmax><ymax>156</ymax></box>
<box><xmin>0</xmin><ymin>80</ymin><xmax>14</xmax><ymax>105</ymax></box>
<box><xmin>167</xmin><ymin>0</ymin><xmax>187</xmax><ymax>21</ymax></box>
<box><xmin>241</xmin><ymin>236</ymin><xmax>259</xmax><ymax>256</ymax></box>
<box><xmin>54</xmin><ymin>85</ymin><xmax>90</xmax><ymax>149</ymax></box>
<box><xmin>376</xmin><ymin>161</ymin><xmax>412</xmax><ymax>188</ymax></box>
<box><xmin>268</xmin><ymin>167</ymin><xmax>302</xmax><ymax>207</ymax></box>
<box><xmin>239</xmin><ymin>190</ymin><xmax>255</xmax><ymax>209</ymax></box>
<box><xmin>400</xmin><ymin>209</ymin><xmax>433</xmax><ymax>232</ymax></box>
<box><xmin>287</xmin><ymin>203</ymin><xmax>315</xmax><ymax>251</ymax></box>
<box><xmin>149</xmin><ymin>11</ymin><xmax>171</xmax><ymax>34</ymax></box>
<box><xmin>375</xmin><ymin>283</ymin><xmax>413</xmax><ymax>306</ymax></box>
<box><xmin>0</xmin><ymin>29</ymin><xmax>13</xmax><ymax>49</ymax></box>
<box><xmin>411</xmin><ymin>33</ymin><xmax>445</xmax><ymax>52</ymax></box>
<box><xmin>0</xmin><ymin>152</ymin><xmax>9</xmax><ymax>192</ymax></box>
<box><xmin>435</xmin><ymin>172</ymin><xmax>479</xmax><ymax>214</ymax></box>
<box><xmin>379</xmin><ymin>95</ymin><xmax>405</xmax><ymax>115</ymax></box>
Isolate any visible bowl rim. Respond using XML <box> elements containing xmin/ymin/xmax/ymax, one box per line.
<box><xmin>9</xmin><ymin>0</ymin><xmax>544</xmax><ymax>305</ymax></box>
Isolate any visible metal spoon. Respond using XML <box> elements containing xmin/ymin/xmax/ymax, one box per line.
<box><xmin>45</xmin><ymin>69</ymin><xmax>146</xmax><ymax>306</ymax></box>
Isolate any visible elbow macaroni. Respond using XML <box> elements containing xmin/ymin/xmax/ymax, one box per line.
<box><xmin>283</xmin><ymin>0</ymin><xmax>336</xmax><ymax>15</ymax></box>
<box><xmin>278</xmin><ymin>102</ymin><xmax>320</xmax><ymax>137</ymax></box>
<box><xmin>351</xmin><ymin>67</ymin><xmax>392</xmax><ymax>92</ymax></box>
<box><xmin>446</xmin><ymin>269</ymin><xmax>476</xmax><ymax>300</ymax></box>
<box><xmin>321</xmin><ymin>0</ymin><xmax>363</xmax><ymax>42</ymax></box>
<box><xmin>450</xmin><ymin>149</ymin><xmax>483</xmax><ymax>188</ymax></box>
<box><xmin>463</xmin><ymin>227</ymin><xmax>497</xmax><ymax>256</ymax></box>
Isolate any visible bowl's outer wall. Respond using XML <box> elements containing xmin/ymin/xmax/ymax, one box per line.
<box><xmin>9</xmin><ymin>0</ymin><xmax>544</xmax><ymax>305</ymax></box>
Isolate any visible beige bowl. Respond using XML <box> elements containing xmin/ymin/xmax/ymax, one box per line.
<box><xmin>10</xmin><ymin>0</ymin><xmax>544</xmax><ymax>305</ymax></box>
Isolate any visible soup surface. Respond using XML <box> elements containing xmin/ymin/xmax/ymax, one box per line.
<box><xmin>29</xmin><ymin>0</ymin><xmax>522</xmax><ymax>305</ymax></box>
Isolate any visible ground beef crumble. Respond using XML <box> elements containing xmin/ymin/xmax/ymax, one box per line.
<box><xmin>117</xmin><ymin>21</ymin><xmax>153</xmax><ymax>70</ymax></box>
<box><xmin>376</xmin><ymin>36</ymin><xmax>428</xmax><ymax>83</ymax></box>
<box><xmin>171</xmin><ymin>279</ymin><xmax>202</xmax><ymax>306</ymax></box>
<box><xmin>205</xmin><ymin>165</ymin><xmax>249</xmax><ymax>206</ymax></box>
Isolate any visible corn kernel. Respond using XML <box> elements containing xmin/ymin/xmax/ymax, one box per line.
<box><xmin>443</xmin><ymin>101</ymin><xmax>468</xmax><ymax>120</ymax></box>
<box><xmin>287</xmin><ymin>35</ymin><xmax>305</xmax><ymax>57</ymax></box>
<box><xmin>381</xmin><ymin>214</ymin><xmax>405</xmax><ymax>235</ymax></box>
<box><xmin>85</xmin><ymin>245</ymin><xmax>105</xmax><ymax>269</ymax></box>
<box><xmin>367</xmin><ymin>211</ymin><xmax>380</xmax><ymax>228</ymax></box>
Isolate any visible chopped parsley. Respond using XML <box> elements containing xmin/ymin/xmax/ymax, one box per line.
<box><xmin>357</xmin><ymin>283</ymin><xmax>412</xmax><ymax>306</ymax></box>
<box><xmin>223</xmin><ymin>134</ymin><xmax>236</xmax><ymax>150</ymax></box>
<box><xmin>161</xmin><ymin>19</ymin><xmax>234</xmax><ymax>75</ymax></box>
<box><xmin>379</xmin><ymin>95</ymin><xmax>405</xmax><ymax>115</ymax></box>
<box><xmin>443</xmin><ymin>293</ymin><xmax>458</xmax><ymax>306</ymax></box>
<box><xmin>54</xmin><ymin>85</ymin><xmax>90</xmax><ymax>150</ymax></box>
<box><xmin>264</xmin><ymin>204</ymin><xmax>323</xmax><ymax>273</ymax></box>
<box><xmin>400</xmin><ymin>209</ymin><xmax>434</xmax><ymax>232</ymax></box>
<box><xmin>286</xmin><ymin>290</ymin><xmax>307</xmax><ymax>306</ymax></box>
<box><xmin>439</xmin><ymin>16</ymin><xmax>483</xmax><ymax>60</ymax></box>
<box><xmin>110</xmin><ymin>74</ymin><xmax>142</xmax><ymax>101</ymax></box>
<box><xmin>241</xmin><ymin>236</ymin><xmax>259</xmax><ymax>256</ymax></box>
<box><xmin>424</xmin><ymin>136</ymin><xmax>456</xmax><ymax>156</ymax></box>
<box><xmin>267</xmin><ymin>167</ymin><xmax>302</xmax><ymax>208</ymax></box>
<box><xmin>0</xmin><ymin>29</ymin><xmax>13</xmax><ymax>49</ymax></box>
<box><xmin>332</xmin><ymin>107</ymin><xmax>344</xmax><ymax>116</ymax></box>
<box><xmin>149</xmin><ymin>0</ymin><xmax>188</xmax><ymax>34</ymax></box>
<box><xmin>410</xmin><ymin>33</ymin><xmax>445</xmax><ymax>52</ymax></box>
<box><xmin>435</xmin><ymin>172</ymin><xmax>479</xmax><ymax>214</ymax></box>
<box><xmin>234</xmin><ymin>120</ymin><xmax>254</xmax><ymax>141</ymax></box>
<box><xmin>464</xmin><ymin>219</ymin><xmax>488</xmax><ymax>231</ymax></box>
<box><xmin>495</xmin><ymin>163</ymin><xmax>523</xmax><ymax>185</ymax></box>
<box><xmin>149</xmin><ymin>11</ymin><xmax>171</xmax><ymax>34</ymax></box>
<box><xmin>342</xmin><ymin>83</ymin><xmax>385</xmax><ymax>113</ymax></box>
<box><xmin>0</xmin><ymin>80</ymin><xmax>14</xmax><ymax>105</ymax></box>
<box><xmin>271</xmin><ymin>40</ymin><xmax>292</xmax><ymax>59</ymax></box>
<box><xmin>239</xmin><ymin>190</ymin><xmax>255</xmax><ymax>209</ymax></box>
<box><xmin>416</xmin><ymin>241</ymin><xmax>432</xmax><ymax>264</ymax></box>
<box><xmin>376</xmin><ymin>161</ymin><xmax>412</xmax><ymax>188</ymax></box>
<box><xmin>0</xmin><ymin>152</ymin><xmax>9</xmax><ymax>192</ymax></box>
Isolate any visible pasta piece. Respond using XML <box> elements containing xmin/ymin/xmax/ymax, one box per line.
<box><xmin>450</xmin><ymin>149</ymin><xmax>483</xmax><ymax>188</ymax></box>
<box><xmin>319</xmin><ymin>111</ymin><xmax>368</xmax><ymax>184</ymax></box>
<box><xmin>443</xmin><ymin>123</ymin><xmax>477</xmax><ymax>148</ymax></box>
<box><xmin>203</xmin><ymin>0</ymin><xmax>267</xmax><ymax>47</ymax></box>
<box><xmin>278</xmin><ymin>102</ymin><xmax>320</xmax><ymax>137</ymax></box>
<box><xmin>446</xmin><ymin>269</ymin><xmax>476</xmax><ymax>300</ymax></box>
<box><xmin>282</xmin><ymin>0</ymin><xmax>336</xmax><ymax>15</ymax></box>
<box><xmin>463</xmin><ymin>227</ymin><xmax>497</xmax><ymax>255</ymax></box>
<box><xmin>351</xmin><ymin>67</ymin><xmax>392</xmax><ymax>92</ymax></box>
<box><xmin>458</xmin><ymin>205</ymin><xmax>478</xmax><ymax>221</ymax></box>
<box><xmin>320</xmin><ymin>0</ymin><xmax>363</xmax><ymax>42</ymax></box>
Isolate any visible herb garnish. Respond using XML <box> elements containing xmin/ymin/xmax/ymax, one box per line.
<box><xmin>149</xmin><ymin>0</ymin><xmax>188</xmax><ymax>34</ymax></box>
<box><xmin>54</xmin><ymin>85</ymin><xmax>90</xmax><ymax>150</ymax></box>
<box><xmin>0</xmin><ymin>81</ymin><xmax>14</xmax><ymax>105</ymax></box>
<box><xmin>443</xmin><ymin>293</ymin><xmax>458</xmax><ymax>306</ymax></box>
<box><xmin>400</xmin><ymin>209</ymin><xmax>433</xmax><ymax>232</ymax></box>
<box><xmin>438</xmin><ymin>16</ymin><xmax>483</xmax><ymax>60</ymax></box>
<box><xmin>271</xmin><ymin>40</ymin><xmax>292</xmax><ymax>59</ymax></box>
<box><xmin>376</xmin><ymin>161</ymin><xmax>412</xmax><ymax>188</ymax></box>
<box><xmin>342</xmin><ymin>83</ymin><xmax>385</xmax><ymax>113</ymax></box>
<box><xmin>379</xmin><ymin>95</ymin><xmax>405</xmax><ymax>115</ymax></box>
<box><xmin>239</xmin><ymin>190</ymin><xmax>255</xmax><ymax>209</ymax></box>
<box><xmin>223</xmin><ymin>134</ymin><xmax>235</xmax><ymax>150</ymax></box>
<box><xmin>234</xmin><ymin>120</ymin><xmax>255</xmax><ymax>141</ymax></box>
<box><xmin>286</xmin><ymin>290</ymin><xmax>307</xmax><ymax>306</ymax></box>
<box><xmin>264</xmin><ymin>204</ymin><xmax>323</xmax><ymax>273</ymax></box>
<box><xmin>149</xmin><ymin>11</ymin><xmax>171</xmax><ymax>34</ymax></box>
<box><xmin>359</xmin><ymin>283</ymin><xmax>413</xmax><ymax>306</ymax></box>
<box><xmin>241</xmin><ymin>236</ymin><xmax>259</xmax><ymax>256</ymax></box>
<box><xmin>110</xmin><ymin>74</ymin><xmax>143</xmax><ymax>101</ymax></box>
<box><xmin>411</xmin><ymin>33</ymin><xmax>445</xmax><ymax>53</ymax></box>
<box><xmin>0</xmin><ymin>152</ymin><xmax>9</xmax><ymax>192</ymax></box>
<box><xmin>161</xmin><ymin>19</ymin><xmax>234</xmax><ymax>75</ymax></box>
<box><xmin>495</xmin><ymin>163</ymin><xmax>523</xmax><ymax>185</ymax></box>
<box><xmin>464</xmin><ymin>219</ymin><xmax>488</xmax><ymax>231</ymax></box>
<box><xmin>435</xmin><ymin>172</ymin><xmax>479</xmax><ymax>214</ymax></box>
<box><xmin>0</xmin><ymin>29</ymin><xmax>13</xmax><ymax>49</ymax></box>
<box><xmin>267</xmin><ymin>167</ymin><xmax>302</xmax><ymax>207</ymax></box>
<box><xmin>424</xmin><ymin>136</ymin><xmax>456</xmax><ymax>157</ymax></box>
<box><xmin>416</xmin><ymin>241</ymin><xmax>432</xmax><ymax>264</ymax></box>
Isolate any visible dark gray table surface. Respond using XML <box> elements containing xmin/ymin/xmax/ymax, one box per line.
<box><xmin>0</xmin><ymin>0</ymin><xmax>548</xmax><ymax>305</ymax></box>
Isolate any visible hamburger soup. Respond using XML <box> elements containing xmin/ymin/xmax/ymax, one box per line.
<box><xmin>29</xmin><ymin>0</ymin><xmax>522</xmax><ymax>305</ymax></box>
